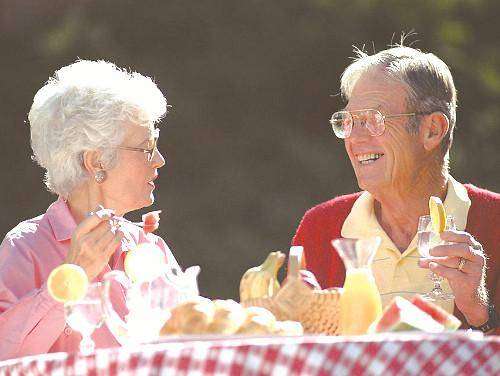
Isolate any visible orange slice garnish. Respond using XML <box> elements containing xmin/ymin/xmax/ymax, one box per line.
<box><xmin>47</xmin><ymin>264</ymin><xmax>89</xmax><ymax>303</ymax></box>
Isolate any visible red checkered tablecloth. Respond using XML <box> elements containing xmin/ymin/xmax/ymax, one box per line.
<box><xmin>0</xmin><ymin>332</ymin><xmax>498</xmax><ymax>375</ymax></box>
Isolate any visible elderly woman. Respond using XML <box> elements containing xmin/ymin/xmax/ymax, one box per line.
<box><xmin>0</xmin><ymin>60</ymin><xmax>180</xmax><ymax>360</ymax></box>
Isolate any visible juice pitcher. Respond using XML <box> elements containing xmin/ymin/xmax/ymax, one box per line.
<box><xmin>331</xmin><ymin>237</ymin><xmax>382</xmax><ymax>335</ymax></box>
<box><xmin>102</xmin><ymin>264</ymin><xmax>200</xmax><ymax>345</ymax></box>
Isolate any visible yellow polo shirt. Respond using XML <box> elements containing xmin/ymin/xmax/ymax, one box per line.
<box><xmin>341</xmin><ymin>176</ymin><xmax>471</xmax><ymax>313</ymax></box>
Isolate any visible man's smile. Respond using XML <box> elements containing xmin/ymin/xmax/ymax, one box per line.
<box><xmin>355</xmin><ymin>153</ymin><xmax>385</xmax><ymax>165</ymax></box>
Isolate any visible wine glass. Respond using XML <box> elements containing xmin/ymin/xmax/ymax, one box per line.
<box><xmin>417</xmin><ymin>215</ymin><xmax>456</xmax><ymax>301</ymax></box>
<box><xmin>65</xmin><ymin>282</ymin><xmax>104</xmax><ymax>355</ymax></box>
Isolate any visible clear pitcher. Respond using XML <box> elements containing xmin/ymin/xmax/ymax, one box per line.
<box><xmin>331</xmin><ymin>237</ymin><xmax>382</xmax><ymax>335</ymax></box>
<box><xmin>102</xmin><ymin>265</ymin><xmax>200</xmax><ymax>345</ymax></box>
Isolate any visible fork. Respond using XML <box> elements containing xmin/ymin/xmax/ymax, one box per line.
<box><xmin>113</xmin><ymin>217</ymin><xmax>146</xmax><ymax>228</ymax></box>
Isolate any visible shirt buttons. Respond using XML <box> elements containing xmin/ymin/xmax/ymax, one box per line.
<box><xmin>64</xmin><ymin>326</ymin><xmax>73</xmax><ymax>335</ymax></box>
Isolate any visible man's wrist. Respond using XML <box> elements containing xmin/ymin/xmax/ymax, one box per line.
<box><xmin>463</xmin><ymin>305</ymin><xmax>489</xmax><ymax>327</ymax></box>
<box><xmin>466</xmin><ymin>304</ymin><xmax>498</xmax><ymax>333</ymax></box>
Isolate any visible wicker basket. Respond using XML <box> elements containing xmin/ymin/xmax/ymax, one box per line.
<box><xmin>241</xmin><ymin>248</ymin><xmax>341</xmax><ymax>335</ymax></box>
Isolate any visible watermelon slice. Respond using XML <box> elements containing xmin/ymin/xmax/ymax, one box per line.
<box><xmin>410</xmin><ymin>295</ymin><xmax>461</xmax><ymax>331</ymax></box>
<box><xmin>371</xmin><ymin>296</ymin><xmax>444</xmax><ymax>333</ymax></box>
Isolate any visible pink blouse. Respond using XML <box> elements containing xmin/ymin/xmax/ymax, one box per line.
<box><xmin>0</xmin><ymin>198</ymin><xmax>180</xmax><ymax>361</ymax></box>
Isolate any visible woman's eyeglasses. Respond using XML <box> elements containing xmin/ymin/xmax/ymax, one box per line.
<box><xmin>116</xmin><ymin>128</ymin><xmax>159</xmax><ymax>162</ymax></box>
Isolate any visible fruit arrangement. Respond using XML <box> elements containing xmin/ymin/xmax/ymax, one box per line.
<box><xmin>159</xmin><ymin>297</ymin><xmax>303</xmax><ymax>336</ymax></box>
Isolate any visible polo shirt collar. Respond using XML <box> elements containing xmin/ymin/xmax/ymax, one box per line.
<box><xmin>341</xmin><ymin>175</ymin><xmax>471</xmax><ymax>256</ymax></box>
<box><xmin>444</xmin><ymin>175</ymin><xmax>471</xmax><ymax>231</ymax></box>
<box><xmin>46</xmin><ymin>197</ymin><xmax>78</xmax><ymax>242</ymax></box>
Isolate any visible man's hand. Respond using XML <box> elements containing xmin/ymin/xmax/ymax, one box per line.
<box><xmin>64</xmin><ymin>207</ymin><xmax>124</xmax><ymax>281</ymax></box>
<box><xmin>419</xmin><ymin>230</ymin><xmax>489</xmax><ymax>326</ymax></box>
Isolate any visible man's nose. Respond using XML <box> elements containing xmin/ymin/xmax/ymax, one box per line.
<box><xmin>348</xmin><ymin>119</ymin><xmax>372</xmax><ymax>140</ymax></box>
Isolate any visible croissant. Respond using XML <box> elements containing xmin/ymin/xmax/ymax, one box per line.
<box><xmin>236</xmin><ymin>306</ymin><xmax>277</xmax><ymax>335</ymax></box>
<box><xmin>207</xmin><ymin>299</ymin><xmax>247</xmax><ymax>335</ymax></box>
<box><xmin>273</xmin><ymin>320</ymin><xmax>304</xmax><ymax>335</ymax></box>
<box><xmin>160</xmin><ymin>297</ymin><xmax>215</xmax><ymax>336</ymax></box>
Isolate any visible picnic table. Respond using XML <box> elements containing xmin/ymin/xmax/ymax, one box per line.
<box><xmin>0</xmin><ymin>332</ymin><xmax>498</xmax><ymax>375</ymax></box>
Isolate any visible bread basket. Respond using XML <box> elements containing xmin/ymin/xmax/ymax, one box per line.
<box><xmin>241</xmin><ymin>247</ymin><xmax>341</xmax><ymax>335</ymax></box>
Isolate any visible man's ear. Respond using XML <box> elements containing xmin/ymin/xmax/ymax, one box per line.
<box><xmin>421</xmin><ymin>112</ymin><xmax>449</xmax><ymax>152</ymax></box>
<box><xmin>82</xmin><ymin>150</ymin><xmax>104</xmax><ymax>175</ymax></box>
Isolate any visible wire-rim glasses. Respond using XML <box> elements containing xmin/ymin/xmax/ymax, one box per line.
<box><xmin>117</xmin><ymin>128</ymin><xmax>160</xmax><ymax>162</ymax></box>
<box><xmin>329</xmin><ymin>109</ymin><xmax>425</xmax><ymax>139</ymax></box>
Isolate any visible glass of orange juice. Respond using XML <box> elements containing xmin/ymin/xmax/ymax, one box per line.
<box><xmin>331</xmin><ymin>237</ymin><xmax>382</xmax><ymax>335</ymax></box>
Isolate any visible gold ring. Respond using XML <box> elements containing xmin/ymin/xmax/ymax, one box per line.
<box><xmin>458</xmin><ymin>257</ymin><xmax>466</xmax><ymax>272</ymax></box>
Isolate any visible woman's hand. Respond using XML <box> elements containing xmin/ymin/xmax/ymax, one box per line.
<box><xmin>419</xmin><ymin>230</ymin><xmax>489</xmax><ymax>325</ymax></box>
<box><xmin>64</xmin><ymin>207</ymin><xmax>124</xmax><ymax>281</ymax></box>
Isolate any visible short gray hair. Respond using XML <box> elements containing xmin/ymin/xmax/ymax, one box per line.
<box><xmin>340</xmin><ymin>46</ymin><xmax>457</xmax><ymax>156</ymax></box>
<box><xmin>28</xmin><ymin>60</ymin><xmax>167</xmax><ymax>198</ymax></box>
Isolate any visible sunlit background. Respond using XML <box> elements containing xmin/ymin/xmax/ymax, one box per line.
<box><xmin>1</xmin><ymin>0</ymin><xmax>499</xmax><ymax>299</ymax></box>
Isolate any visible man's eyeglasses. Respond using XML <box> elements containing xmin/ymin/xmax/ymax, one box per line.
<box><xmin>329</xmin><ymin>109</ymin><xmax>426</xmax><ymax>139</ymax></box>
<box><xmin>117</xmin><ymin>128</ymin><xmax>160</xmax><ymax>162</ymax></box>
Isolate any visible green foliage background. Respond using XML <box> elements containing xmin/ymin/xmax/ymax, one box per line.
<box><xmin>1</xmin><ymin>0</ymin><xmax>498</xmax><ymax>299</ymax></box>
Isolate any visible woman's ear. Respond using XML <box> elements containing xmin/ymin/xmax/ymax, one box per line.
<box><xmin>82</xmin><ymin>150</ymin><xmax>104</xmax><ymax>175</ymax></box>
<box><xmin>421</xmin><ymin>112</ymin><xmax>449</xmax><ymax>152</ymax></box>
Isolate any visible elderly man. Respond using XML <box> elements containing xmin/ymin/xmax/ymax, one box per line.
<box><xmin>292</xmin><ymin>46</ymin><xmax>499</xmax><ymax>334</ymax></box>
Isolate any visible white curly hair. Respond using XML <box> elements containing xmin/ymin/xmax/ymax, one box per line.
<box><xmin>28</xmin><ymin>60</ymin><xmax>167</xmax><ymax>198</ymax></box>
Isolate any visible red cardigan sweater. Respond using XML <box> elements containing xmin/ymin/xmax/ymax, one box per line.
<box><xmin>292</xmin><ymin>184</ymin><xmax>500</xmax><ymax>332</ymax></box>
